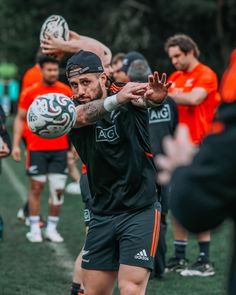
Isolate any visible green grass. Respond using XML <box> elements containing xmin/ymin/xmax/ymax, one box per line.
<box><xmin>0</xmin><ymin>150</ymin><xmax>232</xmax><ymax>295</ymax></box>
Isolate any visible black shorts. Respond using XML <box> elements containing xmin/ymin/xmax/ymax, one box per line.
<box><xmin>80</xmin><ymin>173</ymin><xmax>92</xmax><ymax>226</ymax></box>
<box><xmin>27</xmin><ymin>150</ymin><xmax>68</xmax><ymax>176</ymax></box>
<box><xmin>82</xmin><ymin>202</ymin><xmax>161</xmax><ymax>271</ymax></box>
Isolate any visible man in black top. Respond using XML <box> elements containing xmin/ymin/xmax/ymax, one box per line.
<box><xmin>0</xmin><ymin>104</ymin><xmax>11</xmax><ymax>239</ymax></box>
<box><xmin>66</xmin><ymin>50</ymin><xmax>171</xmax><ymax>295</ymax></box>
<box><xmin>156</xmin><ymin>52</ymin><xmax>236</xmax><ymax>295</ymax></box>
<box><xmin>0</xmin><ymin>105</ymin><xmax>11</xmax><ymax>166</ymax></box>
<box><xmin>128</xmin><ymin>59</ymin><xmax>178</xmax><ymax>278</ymax></box>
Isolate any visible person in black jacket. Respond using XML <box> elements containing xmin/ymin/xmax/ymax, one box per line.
<box><xmin>0</xmin><ymin>104</ymin><xmax>11</xmax><ymax>239</ymax></box>
<box><xmin>156</xmin><ymin>77</ymin><xmax>236</xmax><ymax>295</ymax></box>
<box><xmin>0</xmin><ymin>105</ymin><xmax>11</xmax><ymax>165</ymax></box>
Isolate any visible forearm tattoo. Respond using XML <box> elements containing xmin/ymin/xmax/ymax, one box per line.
<box><xmin>82</xmin><ymin>99</ymin><xmax>107</xmax><ymax>124</ymax></box>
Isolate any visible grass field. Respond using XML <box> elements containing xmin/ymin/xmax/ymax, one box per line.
<box><xmin>0</xmin><ymin>123</ymin><xmax>232</xmax><ymax>295</ymax></box>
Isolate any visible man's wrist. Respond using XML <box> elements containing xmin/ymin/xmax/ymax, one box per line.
<box><xmin>146</xmin><ymin>97</ymin><xmax>166</xmax><ymax>107</ymax></box>
<box><xmin>103</xmin><ymin>95</ymin><xmax>120</xmax><ymax>112</ymax></box>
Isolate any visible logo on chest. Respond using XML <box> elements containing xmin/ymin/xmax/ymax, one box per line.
<box><xmin>149</xmin><ymin>104</ymin><xmax>171</xmax><ymax>123</ymax></box>
<box><xmin>184</xmin><ymin>78</ymin><xmax>194</xmax><ymax>87</ymax></box>
<box><xmin>96</xmin><ymin>125</ymin><xmax>119</xmax><ymax>142</ymax></box>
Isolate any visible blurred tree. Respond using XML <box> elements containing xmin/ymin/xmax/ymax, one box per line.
<box><xmin>0</xmin><ymin>0</ymin><xmax>235</xmax><ymax>78</ymax></box>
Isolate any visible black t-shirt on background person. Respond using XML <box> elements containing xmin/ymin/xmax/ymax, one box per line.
<box><xmin>148</xmin><ymin>96</ymin><xmax>178</xmax><ymax>214</ymax></box>
<box><xmin>148</xmin><ymin>96</ymin><xmax>178</xmax><ymax>156</ymax></box>
<box><xmin>0</xmin><ymin>105</ymin><xmax>11</xmax><ymax>173</ymax></box>
<box><xmin>0</xmin><ymin>105</ymin><xmax>11</xmax><ymax>151</ymax></box>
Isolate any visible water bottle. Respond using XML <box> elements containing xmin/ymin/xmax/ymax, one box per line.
<box><xmin>0</xmin><ymin>216</ymin><xmax>4</xmax><ymax>240</ymax></box>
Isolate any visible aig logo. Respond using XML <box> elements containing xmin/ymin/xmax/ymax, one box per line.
<box><xmin>96</xmin><ymin>125</ymin><xmax>119</xmax><ymax>142</ymax></box>
<box><xmin>149</xmin><ymin>104</ymin><xmax>171</xmax><ymax>123</ymax></box>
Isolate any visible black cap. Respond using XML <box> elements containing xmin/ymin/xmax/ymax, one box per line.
<box><xmin>121</xmin><ymin>51</ymin><xmax>145</xmax><ymax>73</ymax></box>
<box><xmin>66</xmin><ymin>50</ymin><xmax>104</xmax><ymax>78</ymax></box>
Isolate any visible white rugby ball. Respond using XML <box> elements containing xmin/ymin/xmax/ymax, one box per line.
<box><xmin>27</xmin><ymin>93</ymin><xmax>76</xmax><ymax>139</ymax></box>
<box><xmin>40</xmin><ymin>15</ymin><xmax>69</xmax><ymax>41</ymax></box>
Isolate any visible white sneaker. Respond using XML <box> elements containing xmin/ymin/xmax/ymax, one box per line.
<box><xmin>17</xmin><ymin>208</ymin><xmax>25</xmax><ymax>221</ymax></box>
<box><xmin>45</xmin><ymin>229</ymin><xmax>64</xmax><ymax>243</ymax></box>
<box><xmin>65</xmin><ymin>182</ymin><xmax>81</xmax><ymax>195</ymax></box>
<box><xmin>26</xmin><ymin>231</ymin><xmax>43</xmax><ymax>243</ymax></box>
<box><xmin>17</xmin><ymin>208</ymin><xmax>30</xmax><ymax>226</ymax></box>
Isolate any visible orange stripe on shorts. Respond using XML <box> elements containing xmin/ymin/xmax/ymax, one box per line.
<box><xmin>150</xmin><ymin>209</ymin><xmax>160</xmax><ymax>257</ymax></box>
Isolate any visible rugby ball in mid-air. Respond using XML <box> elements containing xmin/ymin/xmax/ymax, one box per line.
<box><xmin>27</xmin><ymin>93</ymin><xmax>76</xmax><ymax>139</ymax></box>
<box><xmin>40</xmin><ymin>15</ymin><xmax>69</xmax><ymax>41</ymax></box>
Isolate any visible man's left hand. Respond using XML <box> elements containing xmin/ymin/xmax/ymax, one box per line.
<box><xmin>155</xmin><ymin>124</ymin><xmax>197</xmax><ymax>185</ymax></box>
<box><xmin>40</xmin><ymin>33</ymin><xmax>64</xmax><ymax>55</ymax></box>
<box><xmin>0</xmin><ymin>142</ymin><xmax>10</xmax><ymax>158</ymax></box>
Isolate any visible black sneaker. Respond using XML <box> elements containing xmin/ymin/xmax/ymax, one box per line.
<box><xmin>180</xmin><ymin>257</ymin><xmax>215</xmax><ymax>277</ymax></box>
<box><xmin>165</xmin><ymin>256</ymin><xmax>188</xmax><ymax>273</ymax></box>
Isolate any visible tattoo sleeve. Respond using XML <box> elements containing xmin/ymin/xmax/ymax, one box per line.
<box><xmin>74</xmin><ymin>99</ymin><xmax>108</xmax><ymax>128</ymax></box>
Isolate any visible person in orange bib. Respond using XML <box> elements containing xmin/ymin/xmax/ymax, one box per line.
<box><xmin>220</xmin><ymin>48</ymin><xmax>236</xmax><ymax>104</ymax></box>
<box><xmin>164</xmin><ymin>34</ymin><xmax>220</xmax><ymax>276</ymax></box>
<box><xmin>12</xmin><ymin>55</ymin><xmax>72</xmax><ymax>243</ymax></box>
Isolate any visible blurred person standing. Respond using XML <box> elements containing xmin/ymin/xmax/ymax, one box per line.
<box><xmin>128</xmin><ymin>58</ymin><xmax>178</xmax><ymax>278</ymax></box>
<box><xmin>0</xmin><ymin>105</ymin><xmax>11</xmax><ymax>169</ymax></box>
<box><xmin>16</xmin><ymin>49</ymin><xmax>43</xmax><ymax>224</ymax></box>
<box><xmin>0</xmin><ymin>104</ymin><xmax>12</xmax><ymax>240</ymax></box>
<box><xmin>111</xmin><ymin>53</ymin><xmax>126</xmax><ymax>82</ymax></box>
<box><xmin>12</xmin><ymin>55</ymin><xmax>72</xmax><ymax>243</ymax></box>
<box><xmin>164</xmin><ymin>34</ymin><xmax>220</xmax><ymax>276</ymax></box>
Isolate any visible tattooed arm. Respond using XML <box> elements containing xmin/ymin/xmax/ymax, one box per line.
<box><xmin>74</xmin><ymin>99</ymin><xmax>107</xmax><ymax>128</ymax></box>
<box><xmin>74</xmin><ymin>82</ymin><xmax>148</xmax><ymax>128</ymax></box>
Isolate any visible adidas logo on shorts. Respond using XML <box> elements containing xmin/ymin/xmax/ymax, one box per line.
<box><xmin>134</xmin><ymin>249</ymin><xmax>149</xmax><ymax>261</ymax></box>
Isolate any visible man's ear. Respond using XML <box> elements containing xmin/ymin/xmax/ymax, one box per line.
<box><xmin>99</xmin><ymin>73</ymin><xmax>107</xmax><ymax>86</ymax></box>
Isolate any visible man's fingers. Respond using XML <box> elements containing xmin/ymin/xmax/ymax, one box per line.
<box><xmin>153</xmin><ymin>71</ymin><xmax>161</xmax><ymax>83</ymax></box>
<box><xmin>155</xmin><ymin>155</ymin><xmax>173</xmax><ymax>173</ymax></box>
<box><xmin>148</xmin><ymin>75</ymin><xmax>154</xmax><ymax>85</ymax></box>
<box><xmin>13</xmin><ymin>155</ymin><xmax>21</xmax><ymax>161</ymax></box>
<box><xmin>40</xmin><ymin>39</ymin><xmax>51</xmax><ymax>45</ymax></box>
<box><xmin>45</xmin><ymin>32</ymin><xmax>53</xmax><ymax>40</ymax></box>
<box><xmin>162</xmin><ymin>135</ymin><xmax>176</xmax><ymax>158</ymax></box>
<box><xmin>42</xmin><ymin>48</ymin><xmax>57</xmax><ymax>54</ymax></box>
<box><xmin>40</xmin><ymin>43</ymin><xmax>54</xmax><ymax>50</ymax></box>
<box><xmin>165</xmin><ymin>81</ymin><xmax>172</xmax><ymax>89</ymax></box>
<box><xmin>129</xmin><ymin>94</ymin><xmax>144</xmax><ymax>100</ymax></box>
<box><xmin>128</xmin><ymin>83</ymin><xmax>148</xmax><ymax>93</ymax></box>
<box><xmin>160</xmin><ymin>73</ymin><xmax>167</xmax><ymax>84</ymax></box>
<box><xmin>157</xmin><ymin>171</ymin><xmax>171</xmax><ymax>185</ymax></box>
<box><xmin>175</xmin><ymin>124</ymin><xmax>191</xmax><ymax>146</ymax></box>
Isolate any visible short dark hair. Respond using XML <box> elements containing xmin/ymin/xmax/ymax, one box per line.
<box><xmin>112</xmin><ymin>53</ymin><xmax>126</xmax><ymax>65</ymax></box>
<box><xmin>165</xmin><ymin>34</ymin><xmax>200</xmax><ymax>58</ymax></box>
<box><xmin>38</xmin><ymin>55</ymin><xmax>59</xmax><ymax>68</ymax></box>
<box><xmin>127</xmin><ymin>59</ymin><xmax>152</xmax><ymax>83</ymax></box>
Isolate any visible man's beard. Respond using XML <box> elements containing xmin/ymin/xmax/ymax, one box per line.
<box><xmin>43</xmin><ymin>78</ymin><xmax>57</xmax><ymax>86</ymax></box>
<box><xmin>75</xmin><ymin>83</ymin><xmax>104</xmax><ymax>103</ymax></box>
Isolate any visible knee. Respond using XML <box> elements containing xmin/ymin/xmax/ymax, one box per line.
<box><xmin>30</xmin><ymin>181</ymin><xmax>44</xmax><ymax>196</ymax></box>
<box><xmin>119</xmin><ymin>280</ymin><xmax>142</xmax><ymax>295</ymax></box>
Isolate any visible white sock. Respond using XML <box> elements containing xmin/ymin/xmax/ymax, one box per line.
<box><xmin>46</xmin><ymin>216</ymin><xmax>59</xmax><ymax>232</ymax></box>
<box><xmin>29</xmin><ymin>216</ymin><xmax>40</xmax><ymax>234</ymax></box>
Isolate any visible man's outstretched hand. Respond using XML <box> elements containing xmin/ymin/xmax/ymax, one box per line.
<box><xmin>145</xmin><ymin>71</ymin><xmax>172</xmax><ymax>104</ymax></box>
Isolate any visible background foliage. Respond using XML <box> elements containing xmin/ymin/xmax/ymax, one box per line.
<box><xmin>0</xmin><ymin>0</ymin><xmax>235</xmax><ymax>77</ymax></box>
